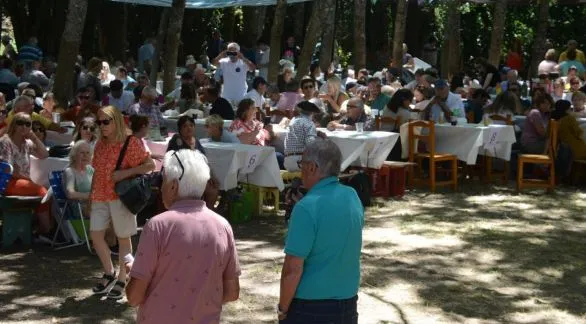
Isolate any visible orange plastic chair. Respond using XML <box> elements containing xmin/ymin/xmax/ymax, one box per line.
<box><xmin>375</xmin><ymin>116</ymin><xmax>401</xmax><ymax>131</ymax></box>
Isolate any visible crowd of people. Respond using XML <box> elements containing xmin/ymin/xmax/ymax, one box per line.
<box><xmin>1</xmin><ymin>29</ymin><xmax>586</xmax><ymax>323</ymax></box>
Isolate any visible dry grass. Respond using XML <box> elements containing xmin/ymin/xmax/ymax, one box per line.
<box><xmin>2</xmin><ymin>184</ymin><xmax>586</xmax><ymax>323</ymax></box>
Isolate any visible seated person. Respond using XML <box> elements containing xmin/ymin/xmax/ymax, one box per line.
<box><xmin>126</xmin><ymin>86</ymin><xmax>164</xmax><ymax>129</ymax></box>
<box><xmin>483</xmin><ymin>91</ymin><xmax>520</xmax><ymax>122</ymax></box>
<box><xmin>382</xmin><ymin>88</ymin><xmax>415</xmax><ymax>131</ymax></box>
<box><xmin>166</xmin><ymin>115</ymin><xmax>205</xmax><ymax>153</ymax></box>
<box><xmin>5</xmin><ymin>95</ymin><xmax>66</xmax><ymax>135</ymax></box>
<box><xmin>551</xmin><ymin>100</ymin><xmax>586</xmax><ymax>161</ymax></box>
<box><xmin>228</xmin><ymin>98</ymin><xmax>272</xmax><ymax>146</ymax></box>
<box><xmin>31</xmin><ymin>120</ymin><xmax>56</xmax><ymax>147</ymax></box>
<box><xmin>204</xmin><ymin>114</ymin><xmax>240</xmax><ymax>143</ymax></box>
<box><xmin>105</xmin><ymin>80</ymin><xmax>135</xmax><ymax>112</ymax></box>
<box><xmin>277</xmin><ymin>66</ymin><xmax>298</xmax><ymax>93</ymax></box>
<box><xmin>571</xmin><ymin>89</ymin><xmax>586</xmax><ymax>118</ymax></box>
<box><xmin>507</xmin><ymin>82</ymin><xmax>531</xmax><ymax>112</ymax></box>
<box><xmin>328</xmin><ymin>98</ymin><xmax>374</xmax><ymax>131</ymax></box>
<box><xmin>176</xmin><ymin>83</ymin><xmax>204</xmax><ymax>117</ymax></box>
<box><xmin>284</xmin><ymin>101</ymin><xmax>324</xmax><ymax>171</ymax></box>
<box><xmin>422</xmin><ymin>79</ymin><xmax>465</xmax><ymax>122</ymax></box>
<box><xmin>243</xmin><ymin>76</ymin><xmax>267</xmax><ymax>109</ymax></box>
<box><xmin>465</xmin><ymin>89</ymin><xmax>490</xmax><ymax>124</ymax></box>
<box><xmin>72</xmin><ymin>117</ymin><xmax>98</xmax><ymax>152</ymax></box>
<box><xmin>0</xmin><ymin>112</ymin><xmax>51</xmax><ymax>235</ymax></box>
<box><xmin>64</xmin><ymin>140</ymin><xmax>94</xmax><ymax>216</ymax></box>
<box><xmin>129</xmin><ymin>115</ymin><xmax>165</xmax><ymax>161</ymax></box>
<box><xmin>521</xmin><ymin>94</ymin><xmax>553</xmax><ymax>154</ymax></box>
<box><xmin>202</xmin><ymin>85</ymin><xmax>234</xmax><ymax>120</ymax></box>
<box><xmin>62</xmin><ymin>87</ymin><xmax>100</xmax><ymax>125</ymax></box>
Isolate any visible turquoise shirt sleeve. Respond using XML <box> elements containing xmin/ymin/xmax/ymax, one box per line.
<box><xmin>284</xmin><ymin>203</ymin><xmax>316</xmax><ymax>259</ymax></box>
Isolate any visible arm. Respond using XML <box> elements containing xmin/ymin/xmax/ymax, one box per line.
<box><xmin>64</xmin><ymin>168</ymin><xmax>90</xmax><ymax>200</ymax></box>
<box><xmin>483</xmin><ymin>73</ymin><xmax>493</xmax><ymax>89</ymax></box>
<box><xmin>126</xmin><ymin>277</ymin><xmax>150</xmax><ymax>307</ymax></box>
<box><xmin>238</xmin><ymin>53</ymin><xmax>256</xmax><ymax>72</ymax></box>
<box><xmin>113</xmin><ymin>155</ymin><xmax>155</xmax><ymax>182</ymax></box>
<box><xmin>222</xmin><ymin>226</ymin><xmax>241</xmax><ymax>303</ymax></box>
<box><xmin>437</xmin><ymin>101</ymin><xmax>453</xmax><ymax>120</ymax></box>
<box><xmin>28</xmin><ymin>132</ymin><xmax>49</xmax><ymax>159</ymax></box>
<box><xmin>278</xmin><ymin>255</ymin><xmax>305</xmax><ymax>319</ymax></box>
<box><xmin>223</xmin><ymin>278</ymin><xmax>240</xmax><ymax>303</ymax></box>
<box><xmin>212</xmin><ymin>50</ymin><xmax>226</xmax><ymax>66</ymax></box>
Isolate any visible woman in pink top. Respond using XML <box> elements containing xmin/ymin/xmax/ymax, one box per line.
<box><xmin>126</xmin><ymin>149</ymin><xmax>240</xmax><ymax>323</ymax></box>
<box><xmin>228</xmin><ymin>98</ymin><xmax>272</xmax><ymax>146</ymax></box>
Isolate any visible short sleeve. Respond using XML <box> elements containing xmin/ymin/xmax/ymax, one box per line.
<box><xmin>284</xmin><ymin>204</ymin><xmax>316</xmax><ymax>259</ymax></box>
<box><xmin>222</xmin><ymin>225</ymin><xmax>241</xmax><ymax>280</ymax></box>
<box><xmin>129</xmin><ymin>220</ymin><xmax>159</xmax><ymax>282</ymax></box>
<box><xmin>34</xmin><ymin>113</ymin><xmax>53</xmax><ymax>128</ymax></box>
<box><xmin>123</xmin><ymin>136</ymin><xmax>149</xmax><ymax>169</ymax></box>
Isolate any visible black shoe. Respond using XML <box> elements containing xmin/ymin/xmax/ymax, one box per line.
<box><xmin>106</xmin><ymin>280</ymin><xmax>126</xmax><ymax>300</ymax></box>
<box><xmin>92</xmin><ymin>272</ymin><xmax>117</xmax><ymax>294</ymax></box>
<box><xmin>110</xmin><ymin>244</ymin><xmax>119</xmax><ymax>256</ymax></box>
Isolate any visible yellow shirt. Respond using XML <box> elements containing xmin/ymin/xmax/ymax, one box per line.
<box><xmin>559</xmin><ymin>49</ymin><xmax>586</xmax><ymax>64</ymax></box>
<box><xmin>6</xmin><ymin>110</ymin><xmax>53</xmax><ymax>129</ymax></box>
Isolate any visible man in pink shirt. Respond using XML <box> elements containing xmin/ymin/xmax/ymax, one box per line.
<box><xmin>125</xmin><ymin>149</ymin><xmax>241</xmax><ymax>323</ymax></box>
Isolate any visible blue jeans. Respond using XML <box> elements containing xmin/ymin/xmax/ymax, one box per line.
<box><xmin>280</xmin><ymin>295</ymin><xmax>358</xmax><ymax>324</ymax></box>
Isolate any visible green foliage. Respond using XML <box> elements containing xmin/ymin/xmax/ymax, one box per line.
<box><xmin>336</xmin><ymin>46</ymin><xmax>352</xmax><ymax>68</ymax></box>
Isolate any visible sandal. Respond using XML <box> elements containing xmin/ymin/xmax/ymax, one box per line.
<box><xmin>92</xmin><ymin>271</ymin><xmax>117</xmax><ymax>295</ymax></box>
<box><xmin>106</xmin><ymin>280</ymin><xmax>126</xmax><ymax>300</ymax></box>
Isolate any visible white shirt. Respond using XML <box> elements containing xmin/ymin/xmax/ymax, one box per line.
<box><xmin>257</xmin><ymin>48</ymin><xmax>270</xmax><ymax>80</ymax></box>
<box><xmin>219</xmin><ymin>57</ymin><xmax>249</xmax><ymax>103</ymax></box>
<box><xmin>243</xmin><ymin>89</ymin><xmax>265</xmax><ymax>108</ymax></box>
<box><xmin>430</xmin><ymin>92</ymin><xmax>465</xmax><ymax>122</ymax></box>
<box><xmin>108</xmin><ymin>91</ymin><xmax>135</xmax><ymax>112</ymax></box>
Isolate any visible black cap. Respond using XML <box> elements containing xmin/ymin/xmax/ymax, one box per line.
<box><xmin>296</xmin><ymin>101</ymin><xmax>321</xmax><ymax>113</ymax></box>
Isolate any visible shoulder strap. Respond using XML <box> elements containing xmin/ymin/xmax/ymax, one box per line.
<box><xmin>115</xmin><ymin>136</ymin><xmax>132</xmax><ymax>171</ymax></box>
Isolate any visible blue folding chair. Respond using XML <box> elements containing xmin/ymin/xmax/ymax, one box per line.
<box><xmin>49</xmin><ymin>170</ymin><xmax>92</xmax><ymax>253</ymax></box>
<box><xmin>0</xmin><ymin>162</ymin><xmax>41</xmax><ymax>248</ymax></box>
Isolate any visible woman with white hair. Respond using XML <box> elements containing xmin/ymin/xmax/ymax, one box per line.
<box><xmin>126</xmin><ymin>149</ymin><xmax>240</xmax><ymax>322</ymax></box>
<box><xmin>100</xmin><ymin>61</ymin><xmax>116</xmax><ymax>86</ymax></box>
<box><xmin>319</xmin><ymin>75</ymin><xmax>348</xmax><ymax>116</ymax></box>
<box><xmin>64</xmin><ymin>140</ymin><xmax>94</xmax><ymax>210</ymax></box>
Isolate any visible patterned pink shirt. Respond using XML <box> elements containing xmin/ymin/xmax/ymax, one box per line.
<box><xmin>130</xmin><ymin>200</ymin><xmax>241</xmax><ymax>324</ymax></box>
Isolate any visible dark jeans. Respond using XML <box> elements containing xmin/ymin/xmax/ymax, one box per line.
<box><xmin>276</xmin><ymin>151</ymin><xmax>285</xmax><ymax>170</ymax></box>
<box><xmin>280</xmin><ymin>295</ymin><xmax>358</xmax><ymax>324</ymax></box>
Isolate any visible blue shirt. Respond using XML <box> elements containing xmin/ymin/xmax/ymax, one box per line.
<box><xmin>18</xmin><ymin>44</ymin><xmax>43</xmax><ymax>62</ymax></box>
<box><xmin>368</xmin><ymin>94</ymin><xmax>391</xmax><ymax>111</ymax></box>
<box><xmin>285</xmin><ymin>176</ymin><xmax>364</xmax><ymax>300</ymax></box>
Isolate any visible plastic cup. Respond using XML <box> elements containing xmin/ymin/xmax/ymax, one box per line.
<box><xmin>52</xmin><ymin>112</ymin><xmax>61</xmax><ymax>124</ymax></box>
<box><xmin>356</xmin><ymin>122</ymin><xmax>364</xmax><ymax>132</ymax></box>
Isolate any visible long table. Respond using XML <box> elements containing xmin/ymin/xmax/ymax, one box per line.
<box><xmin>147</xmin><ymin>138</ymin><xmax>284</xmax><ymax>191</ymax></box>
<box><xmin>400</xmin><ymin>123</ymin><xmax>517</xmax><ymax>164</ymax></box>
<box><xmin>162</xmin><ymin>116</ymin><xmax>231</xmax><ymax>138</ymax></box>
<box><xmin>272</xmin><ymin>126</ymin><xmax>400</xmax><ymax>170</ymax></box>
<box><xmin>514</xmin><ymin>115</ymin><xmax>586</xmax><ymax>140</ymax></box>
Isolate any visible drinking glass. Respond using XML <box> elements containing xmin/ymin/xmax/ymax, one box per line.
<box><xmin>356</xmin><ymin>122</ymin><xmax>364</xmax><ymax>132</ymax></box>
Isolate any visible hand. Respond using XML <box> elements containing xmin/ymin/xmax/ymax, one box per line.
<box><xmin>237</xmin><ymin>51</ymin><xmax>244</xmax><ymax>59</ymax></box>
<box><xmin>220</xmin><ymin>50</ymin><xmax>227</xmax><ymax>58</ymax></box>
<box><xmin>125</xmin><ymin>262</ymin><xmax>133</xmax><ymax>274</ymax></box>
<box><xmin>111</xmin><ymin>170</ymin><xmax>125</xmax><ymax>183</ymax></box>
<box><xmin>278</xmin><ymin>312</ymin><xmax>287</xmax><ymax>321</ymax></box>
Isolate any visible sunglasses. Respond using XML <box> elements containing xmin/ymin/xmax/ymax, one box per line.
<box><xmin>78</xmin><ymin>95</ymin><xmax>90</xmax><ymax>100</ymax></box>
<box><xmin>303</xmin><ymin>85</ymin><xmax>314</xmax><ymax>89</ymax></box>
<box><xmin>15</xmin><ymin>120</ymin><xmax>32</xmax><ymax>127</ymax></box>
<box><xmin>96</xmin><ymin>118</ymin><xmax>112</xmax><ymax>126</ymax></box>
<box><xmin>173</xmin><ymin>151</ymin><xmax>184</xmax><ymax>181</ymax></box>
<box><xmin>82</xmin><ymin>125</ymin><xmax>96</xmax><ymax>131</ymax></box>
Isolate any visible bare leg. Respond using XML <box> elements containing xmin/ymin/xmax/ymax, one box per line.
<box><xmin>117</xmin><ymin>237</ymin><xmax>132</xmax><ymax>282</ymax></box>
<box><xmin>91</xmin><ymin>230</ymin><xmax>114</xmax><ymax>279</ymax></box>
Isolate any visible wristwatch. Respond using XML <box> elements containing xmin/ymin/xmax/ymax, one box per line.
<box><xmin>277</xmin><ymin>304</ymin><xmax>287</xmax><ymax>317</ymax></box>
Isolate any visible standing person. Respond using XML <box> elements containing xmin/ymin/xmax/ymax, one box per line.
<box><xmin>256</xmin><ymin>40</ymin><xmax>270</xmax><ymax>80</ymax></box>
<box><xmin>212</xmin><ymin>42</ymin><xmax>256</xmax><ymax>105</ymax></box>
<box><xmin>278</xmin><ymin>140</ymin><xmax>363</xmax><ymax>323</ymax></box>
<box><xmin>206</xmin><ymin>29</ymin><xmax>225</xmax><ymax>62</ymax></box>
<box><xmin>559</xmin><ymin>40</ymin><xmax>586</xmax><ymax>64</ymax></box>
<box><xmin>475</xmin><ymin>57</ymin><xmax>501</xmax><ymax>90</ymax></box>
<box><xmin>283</xmin><ymin>101</ymin><xmax>323</xmax><ymax>171</ymax></box>
<box><xmin>89</xmin><ymin>106</ymin><xmax>155</xmax><ymax>299</ymax></box>
<box><xmin>17</xmin><ymin>37</ymin><xmax>43</xmax><ymax>63</ymax></box>
<box><xmin>126</xmin><ymin>149</ymin><xmax>240</xmax><ymax>322</ymax></box>
<box><xmin>281</xmin><ymin>36</ymin><xmax>301</xmax><ymax>65</ymax></box>
<box><xmin>138</xmin><ymin>38</ymin><xmax>155</xmax><ymax>73</ymax></box>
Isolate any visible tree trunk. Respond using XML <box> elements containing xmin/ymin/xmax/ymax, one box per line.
<box><xmin>391</xmin><ymin>0</ymin><xmax>408</xmax><ymax>68</ymax></box>
<box><xmin>151</xmin><ymin>9</ymin><xmax>170</xmax><ymax>87</ymax></box>
<box><xmin>268</xmin><ymin>0</ymin><xmax>288</xmax><ymax>84</ymax></box>
<box><xmin>319</xmin><ymin>0</ymin><xmax>337</xmax><ymax>72</ymax></box>
<box><xmin>53</xmin><ymin>0</ymin><xmax>89</xmax><ymax>106</ymax></box>
<box><xmin>242</xmin><ymin>6</ymin><xmax>267</xmax><ymax>47</ymax></box>
<box><xmin>296</xmin><ymin>0</ymin><xmax>334</xmax><ymax>81</ymax></box>
<box><xmin>163</xmin><ymin>0</ymin><xmax>185</xmax><ymax>96</ymax></box>
<box><xmin>291</xmin><ymin>3</ymin><xmax>306</xmax><ymax>44</ymax></box>
<box><xmin>441</xmin><ymin>0</ymin><xmax>461</xmax><ymax>79</ymax></box>
<box><xmin>354</xmin><ymin>0</ymin><xmax>367</xmax><ymax>70</ymax></box>
<box><xmin>530</xmin><ymin>0</ymin><xmax>549</xmax><ymax>79</ymax></box>
<box><xmin>488</xmin><ymin>0</ymin><xmax>507</xmax><ymax>67</ymax></box>
<box><xmin>222</xmin><ymin>7</ymin><xmax>236</xmax><ymax>42</ymax></box>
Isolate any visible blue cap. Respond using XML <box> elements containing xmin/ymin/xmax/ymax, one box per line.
<box><xmin>501</xmin><ymin>66</ymin><xmax>511</xmax><ymax>74</ymax></box>
<box><xmin>434</xmin><ymin>79</ymin><xmax>448</xmax><ymax>89</ymax></box>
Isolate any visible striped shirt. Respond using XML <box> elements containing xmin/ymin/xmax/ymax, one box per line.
<box><xmin>284</xmin><ymin>114</ymin><xmax>317</xmax><ymax>155</ymax></box>
<box><xmin>126</xmin><ymin>102</ymin><xmax>164</xmax><ymax>128</ymax></box>
<box><xmin>18</xmin><ymin>45</ymin><xmax>43</xmax><ymax>62</ymax></box>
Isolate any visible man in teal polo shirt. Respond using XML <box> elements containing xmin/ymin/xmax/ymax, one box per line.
<box><xmin>278</xmin><ymin>140</ymin><xmax>364</xmax><ymax>323</ymax></box>
<box><xmin>366</xmin><ymin>77</ymin><xmax>391</xmax><ymax>111</ymax></box>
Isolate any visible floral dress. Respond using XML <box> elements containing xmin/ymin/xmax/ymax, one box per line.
<box><xmin>228</xmin><ymin>119</ymin><xmax>269</xmax><ymax>146</ymax></box>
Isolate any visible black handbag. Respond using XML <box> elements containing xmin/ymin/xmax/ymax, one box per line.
<box><xmin>114</xmin><ymin>136</ymin><xmax>152</xmax><ymax>214</ymax></box>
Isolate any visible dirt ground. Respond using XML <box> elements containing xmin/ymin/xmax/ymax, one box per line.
<box><xmin>2</xmin><ymin>183</ymin><xmax>586</xmax><ymax>324</ymax></box>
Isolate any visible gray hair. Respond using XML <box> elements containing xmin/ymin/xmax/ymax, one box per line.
<box><xmin>507</xmin><ymin>69</ymin><xmax>519</xmax><ymax>78</ymax></box>
<box><xmin>347</xmin><ymin>97</ymin><xmax>364</xmax><ymax>111</ymax></box>
<box><xmin>227</xmin><ymin>42</ymin><xmax>240</xmax><ymax>52</ymax></box>
<box><xmin>303</xmin><ymin>140</ymin><xmax>342</xmax><ymax>178</ymax></box>
<box><xmin>142</xmin><ymin>86</ymin><xmax>158</xmax><ymax>99</ymax></box>
<box><xmin>14</xmin><ymin>95</ymin><xmax>33</xmax><ymax>112</ymax></box>
<box><xmin>163</xmin><ymin>149</ymin><xmax>210</xmax><ymax>199</ymax></box>
<box><xmin>69</xmin><ymin>140</ymin><xmax>92</xmax><ymax>166</ymax></box>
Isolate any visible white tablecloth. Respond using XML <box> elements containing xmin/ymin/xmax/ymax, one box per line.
<box><xmin>146</xmin><ymin>138</ymin><xmax>284</xmax><ymax>191</ymax></box>
<box><xmin>30</xmin><ymin>156</ymin><xmax>69</xmax><ymax>188</ymax></box>
<box><xmin>162</xmin><ymin>116</ymin><xmax>231</xmax><ymax>138</ymax></box>
<box><xmin>400</xmin><ymin>123</ymin><xmax>517</xmax><ymax>164</ymax></box>
<box><xmin>514</xmin><ymin>115</ymin><xmax>586</xmax><ymax>140</ymax></box>
<box><xmin>46</xmin><ymin>127</ymin><xmax>75</xmax><ymax>146</ymax></box>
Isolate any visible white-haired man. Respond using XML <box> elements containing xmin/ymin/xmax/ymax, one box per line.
<box><xmin>126</xmin><ymin>149</ymin><xmax>240</xmax><ymax>323</ymax></box>
<box><xmin>278</xmin><ymin>140</ymin><xmax>363</xmax><ymax>323</ymax></box>
<box><xmin>212</xmin><ymin>42</ymin><xmax>255</xmax><ymax>104</ymax></box>
<box><xmin>126</xmin><ymin>86</ymin><xmax>164</xmax><ymax>129</ymax></box>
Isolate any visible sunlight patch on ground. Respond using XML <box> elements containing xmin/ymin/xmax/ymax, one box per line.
<box><xmin>506</xmin><ymin>309</ymin><xmax>586</xmax><ymax>324</ymax></box>
<box><xmin>363</xmin><ymin>227</ymin><xmax>463</xmax><ymax>252</ymax></box>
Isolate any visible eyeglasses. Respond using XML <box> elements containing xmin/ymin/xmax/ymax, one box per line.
<box><xmin>173</xmin><ymin>151</ymin><xmax>184</xmax><ymax>181</ymax></box>
<box><xmin>96</xmin><ymin>118</ymin><xmax>112</xmax><ymax>126</ymax></box>
<box><xmin>82</xmin><ymin>125</ymin><xmax>96</xmax><ymax>131</ymax></box>
<box><xmin>15</xmin><ymin>120</ymin><xmax>32</xmax><ymax>127</ymax></box>
<box><xmin>303</xmin><ymin>85</ymin><xmax>314</xmax><ymax>90</ymax></box>
<box><xmin>297</xmin><ymin>159</ymin><xmax>318</xmax><ymax>169</ymax></box>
